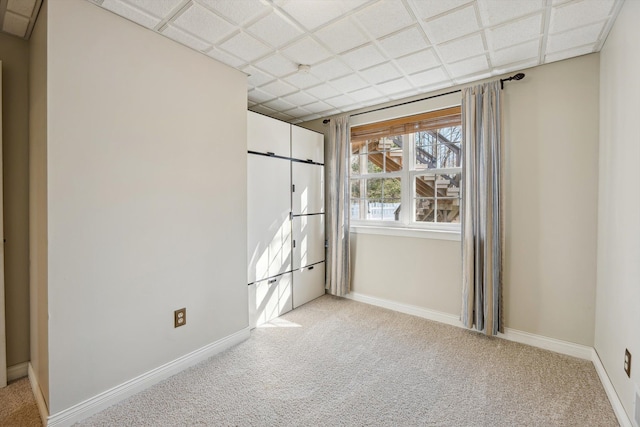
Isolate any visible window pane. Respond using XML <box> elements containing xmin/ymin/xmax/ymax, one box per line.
<box><xmin>351</xmin><ymin>155</ymin><xmax>361</xmax><ymax>176</ymax></box>
<box><xmin>367</xmin><ymin>200</ymin><xmax>383</xmax><ymax>220</ymax></box>
<box><xmin>415</xmin><ymin>198</ymin><xmax>435</xmax><ymax>222</ymax></box>
<box><xmin>415</xmin><ymin>174</ymin><xmax>436</xmax><ymax>198</ymax></box>
<box><xmin>415</xmin><ymin>131</ymin><xmax>437</xmax><ymax>169</ymax></box>
<box><xmin>350</xmin><ymin>179</ymin><xmax>362</xmax><ymax>198</ymax></box>
<box><xmin>350</xmin><ymin>199</ymin><xmax>362</xmax><ymax>220</ymax></box>
<box><xmin>436</xmin><ymin>198</ymin><xmax>460</xmax><ymax>223</ymax></box>
<box><xmin>366</xmin><ymin>178</ymin><xmax>382</xmax><ymax>199</ymax></box>
<box><xmin>415</xmin><ymin>173</ymin><xmax>461</xmax><ymax>223</ymax></box>
<box><xmin>437</xmin><ymin>143</ymin><xmax>461</xmax><ymax>168</ymax></box>
<box><xmin>436</xmin><ymin>173</ymin><xmax>461</xmax><ymax>198</ymax></box>
<box><xmin>367</xmin><ymin>154</ymin><xmax>383</xmax><ymax>173</ymax></box>
<box><xmin>383</xmin><ymin>198</ymin><xmax>401</xmax><ymax>221</ymax></box>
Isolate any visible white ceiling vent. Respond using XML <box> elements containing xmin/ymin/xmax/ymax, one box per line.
<box><xmin>0</xmin><ymin>0</ymin><xmax>42</xmax><ymax>40</ymax></box>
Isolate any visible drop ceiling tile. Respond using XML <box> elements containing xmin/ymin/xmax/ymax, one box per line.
<box><xmin>304</xmin><ymin>101</ymin><xmax>333</xmax><ymax>114</ymax></box>
<box><xmin>162</xmin><ymin>25</ymin><xmax>211</xmax><ymax>51</ymax></box>
<box><xmin>278</xmin><ymin>0</ymin><xmax>346</xmax><ymax>31</ymax></box>
<box><xmin>447</xmin><ymin>54</ymin><xmax>488</xmax><ymax>78</ymax></box>
<box><xmin>546</xmin><ymin>22</ymin><xmax>604</xmax><ymax>54</ymax></box>
<box><xmin>379</xmin><ymin>27</ymin><xmax>429</xmax><ymax>59</ymax></box>
<box><xmin>329</xmin><ymin>74</ymin><xmax>369</xmax><ymax>93</ymax></box>
<box><xmin>424</xmin><ymin>5</ymin><xmax>480</xmax><ymax>44</ymax></box>
<box><xmin>409</xmin><ymin>67</ymin><xmax>449</xmax><ymax>87</ymax></box>
<box><xmin>375</xmin><ymin>77</ymin><xmax>415</xmax><ymax>95</ymax></box>
<box><xmin>2</xmin><ymin>11</ymin><xmax>28</xmax><ymax>37</ymax></box>
<box><xmin>340</xmin><ymin>44</ymin><xmax>387</xmax><ymax>70</ymax></box>
<box><xmin>255</xmin><ymin>54</ymin><xmax>298</xmax><ymax>77</ymax></box>
<box><xmin>123</xmin><ymin>0</ymin><xmax>183</xmax><ymax>18</ymax></box>
<box><xmin>251</xmin><ymin>104</ymin><xmax>278</xmax><ymax>116</ymax></box>
<box><xmin>246</xmin><ymin>11</ymin><xmax>304</xmax><ymax>48</ymax></box>
<box><xmin>455</xmin><ymin>71</ymin><xmax>491</xmax><ymax>84</ymax></box>
<box><xmin>437</xmin><ymin>33</ymin><xmax>485</xmax><ymax>63</ymax></box>
<box><xmin>249</xmin><ymin>88</ymin><xmax>277</xmax><ymax>103</ymax></box>
<box><xmin>545</xmin><ymin>44</ymin><xmax>595</xmax><ymax>63</ymax></box>
<box><xmin>324</xmin><ymin>94</ymin><xmax>357</xmax><ymax>108</ymax></box>
<box><xmin>283</xmin><ymin>72</ymin><xmax>322</xmax><ymax>89</ymax></box>
<box><xmin>477</xmin><ymin>0</ymin><xmax>544</xmax><ymax>26</ymax></box>
<box><xmin>360</xmin><ymin>62</ymin><xmax>402</xmax><ymax>84</ymax></box>
<box><xmin>299</xmin><ymin>113</ymin><xmax>322</xmax><ymax>122</ymax></box>
<box><xmin>388</xmin><ymin>89</ymin><xmax>418</xmax><ymax>100</ymax></box>
<box><xmin>173</xmin><ymin>4</ymin><xmax>236</xmax><ymax>44</ymax></box>
<box><xmin>102</xmin><ymin>0</ymin><xmax>161</xmax><ymax>29</ymax></box>
<box><xmin>207</xmin><ymin>48</ymin><xmax>246</xmax><ymax>68</ymax></box>
<box><xmin>272</xmin><ymin>111</ymin><xmax>295</xmax><ymax>122</ymax></box>
<box><xmin>7</xmin><ymin>0</ymin><xmax>36</xmax><ymax>16</ymax></box>
<box><xmin>488</xmin><ymin>14</ymin><xmax>543</xmax><ymax>51</ymax></box>
<box><xmin>337</xmin><ymin>0</ymin><xmax>372</xmax><ymax>13</ymax></box>
<box><xmin>314</xmin><ymin>18</ymin><xmax>369</xmax><ymax>54</ymax></box>
<box><xmin>281</xmin><ymin>37</ymin><xmax>332</xmax><ymax>66</ymax></box>
<box><xmin>493</xmin><ymin>58</ymin><xmax>537</xmax><ymax>74</ymax></box>
<box><xmin>248</xmin><ymin>100</ymin><xmax>258</xmax><ymax>107</ymax></box>
<box><xmin>411</xmin><ymin>0</ymin><xmax>471</xmax><ymax>20</ymax></box>
<box><xmin>283</xmin><ymin>91</ymin><xmax>318</xmax><ymax>106</ymax></box>
<box><xmin>310</xmin><ymin>59</ymin><xmax>353</xmax><ymax>81</ymax></box>
<box><xmin>261</xmin><ymin>79</ymin><xmax>298</xmax><ymax>97</ymax></box>
<box><xmin>353</xmin><ymin>1</ymin><xmax>414</xmax><ymax>39</ymax></box>
<box><xmin>219</xmin><ymin>32</ymin><xmax>272</xmax><ymax>62</ymax></box>
<box><xmin>550</xmin><ymin>0</ymin><xmax>615</xmax><ymax>34</ymax></box>
<box><xmin>243</xmin><ymin>66</ymin><xmax>277</xmax><ymax>87</ymax></box>
<box><xmin>283</xmin><ymin>106</ymin><xmax>313</xmax><ymax>118</ymax></box>
<box><xmin>198</xmin><ymin>0</ymin><xmax>270</xmax><ymax>25</ymax></box>
<box><xmin>263</xmin><ymin>98</ymin><xmax>297</xmax><ymax>111</ymax></box>
<box><xmin>306</xmin><ymin>83</ymin><xmax>342</xmax><ymax>99</ymax></box>
<box><xmin>491</xmin><ymin>40</ymin><xmax>540</xmax><ymax>67</ymax></box>
<box><xmin>348</xmin><ymin>87</ymin><xmax>385</xmax><ymax>102</ymax></box>
<box><xmin>395</xmin><ymin>49</ymin><xmax>441</xmax><ymax>74</ymax></box>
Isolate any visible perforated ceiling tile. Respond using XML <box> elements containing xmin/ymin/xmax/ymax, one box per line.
<box><xmin>199</xmin><ymin>0</ymin><xmax>270</xmax><ymax>26</ymax></box>
<box><xmin>248</xmin><ymin>88</ymin><xmax>277</xmax><ymax>103</ymax></box>
<box><xmin>330</xmin><ymin>74</ymin><xmax>369</xmax><ymax>93</ymax></box>
<box><xmin>375</xmin><ymin>77</ymin><xmax>415</xmax><ymax>95</ymax></box>
<box><xmin>394</xmin><ymin>49</ymin><xmax>441</xmax><ymax>74</ymax></box>
<box><xmin>546</xmin><ymin>21</ymin><xmax>604</xmax><ymax>54</ymax></box>
<box><xmin>550</xmin><ymin>0</ymin><xmax>615</xmax><ymax>34</ymax></box>
<box><xmin>305</xmin><ymin>83</ymin><xmax>342</xmax><ymax>99</ymax></box>
<box><xmin>7</xmin><ymin>0</ymin><xmax>36</xmax><ymax>16</ymax></box>
<box><xmin>219</xmin><ymin>32</ymin><xmax>271</xmax><ymax>62</ymax></box>
<box><xmin>379</xmin><ymin>27</ymin><xmax>429</xmax><ymax>59</ymax></box>
<box><xmin>246</xmin><ymin>11</ymin><xmax>304</xmax><ymax>48</ymax></box>
<box><xmin>437</xmin><ymin>33</ymin><xmax>485</xmax><ymax>63</ymax></box>
<box><xmin>255</xmin><ymin>54</ymin><xmax>298</xmax><ymax>77</ymax></box>
<box><xmin>1</xmin><ymin>11</ymin><xmax>28</xmax><ymax>37</ymax></box>
<box><xmin>251</xmin><ymin>104</ymin><xmax>278</xmax><ymax>116</ymax></box>
<box><xmin>353</xmin><ymin>0</ymin><xmax>414</xmax><ymax>39</ymax></box>
<box><xmin>477</xmin><ymin>0</ymin><xmax>544</xmax><ymax>27</ymax></box>
<box><xmin>281</xmin><ymin>37</ymin><xmax>332</xmax><ymax>66</ymax></box>
<box><xmin>261</xmin><ymin>79</ymin><xmax>298</xmax><ymax>97</ymax></box>
<box><xmin>173</xmin><ymin>4</ymin><xmax>235</xmax><ymax>44</ymax></box>
<box><xmin>278</xmin><ymin>0</ymin><xmax>346</xmax><ymax>31</ymax></box>
<box><xmin>244</xmin><ymin>66</ymin><xmax>276</xmax><ymax>87</ymax></box>
<box><xmin>123</xmin><ymin>0</ymin><xmax>183</xmax><ymax>18</ymax></box>
<box><xmin>340</xmin><ymin>44</ymin><xmax>387</xmax><ymax>70</ymax></box>
<box><xmin>314</xmin><ymin>17</ymin><xmax>369</xmax><ymax>54</ymax></box>
<box><xmin>324</xmin><ymin>94</ymin><xmax>357</xmax><ymax>108</ymax></box>
<box><xmin>303</xmin><ymin>101</ymin><xmax>333</xmax><ymax>114</ymax></box>
<box><xmin>411</xmin><ymin>0</ymin><xmax>471</xmax><ymax>20</ymax></box>
<box><xmin>447</xmin><ymin>54</ymin><xmax>488</xmax><ymax>78</ymax></box>
<box><xmin>409</xmin><ymin>67</ymin><xmax>449</xmax><ymax>87</ymax></box>
<box><xmin>545</xmin><ymin>44</ymin><xmax>595</xmax><ymax>64</ymax></box>
<box><xmin>283</xmin><ymin>106</ymin><xmax>312</xmax><ymax>118</ymax></box>
<box><xmin>263</xmin><ymin>98</ymin><xmax>297</xmax><ymax>112</ymax></box>
<box><xmin>162</xmin><ymin>25</ymin><xmax>211</xmax><ymax>51</ymax></box>
<box><xmin>310</xmin><ymin>58</ymin><xmax>353</xmax><ymax>81</ymax></box>
<box><xmin>102</xmin><ymin>0</ymin><xmax>160</xmax><ymax>29</ymax></box>
<box><xmin>359</xmin><ymin>62</ymin><xmax>402</xmax><ymax>84</ymax></box>
<box><xmin>491</xmin><ymin>40</ymin><xmax>539</xmax><ymax>67</ymax></box>
<box><xmin>348</xmin><ymin>87</ymin><xmax>385</xmax><ymax>102</ymax></box>
<box><xmin>424</xmin><ymin>5</ymin><xmax>480</xmax><ymax>44</ymax></box>
<box><xmin>283</xmin><ymin>71</ymin><xmax>322</xmax><ymax>89</ymax></box>
<box><xmin>207</xmin><ymin>48</ymin><xmax>246</xmax><ymax>68</ymax></box>
<box><xmin>488</xmin><ymin>14</ymin><xmax>542</xmax><ymax>51</ymax></box>
<box><xmin>282</xmin><ymin>91</ymin><xmax>318</xmax><ymax>106</ymax></box>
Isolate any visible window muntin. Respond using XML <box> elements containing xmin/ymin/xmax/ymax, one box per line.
<box><xmin>350</xmin><ymin>107</ymin><xmax>461</xmax><ymax>228</ymax></box>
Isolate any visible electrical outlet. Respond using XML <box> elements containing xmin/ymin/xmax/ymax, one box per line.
<box><xmin>624</xmin><ymin>349</ymin><xmax>632</xmax><ymax>378</ymax></box>
<box><xmin>174</xmin><ymin>308</ymin><xmax>186</xmax><ymax>328</ymax></box>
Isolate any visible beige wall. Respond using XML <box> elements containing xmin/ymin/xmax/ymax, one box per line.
<box><xmin>29</xmin><ymin>0</ymin><xmax>48</xmax><ymax>405</ymax></box>
<box><xmin>42</xmin><ymin>0</ymin><xmax>248</xmax><ymax>414</ymax></box>
<box><xmin>0</xmin><ymin>32</ymin><xmax>30</xmax><ymax>367</ymax></box>
<box><xmin>304</xmin><ymin>53</ymin><xmax>600</xmax><ymax>346</ymax></box>
<box><xmin>595</xmin><ymin>0</ymin><xmax>640</xmax><ymax>420</ymax></box>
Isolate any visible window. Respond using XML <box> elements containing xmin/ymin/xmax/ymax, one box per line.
<box><xmin>350</xmin><ymin>106</ymin><xmax>462</xmax><ymax>230</ymax></box>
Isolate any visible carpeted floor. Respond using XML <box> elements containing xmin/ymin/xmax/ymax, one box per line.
<box><xmin>73</xmin><ymin>295</ymin><xmax>617</xmax><ymax>426</ymax></box>
<box><xmin>0</xmin><ymin>377</ymin><xmax>42</xmax><ymax>426</ymax></box>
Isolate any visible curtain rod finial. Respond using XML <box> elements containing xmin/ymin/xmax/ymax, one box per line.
<box><xmin>323</xmin><ymin>119</ymin><xmax>330</xmax><ymax>124</ymax></box>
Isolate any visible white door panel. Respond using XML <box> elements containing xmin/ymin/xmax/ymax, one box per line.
<box><xmin>293</xmin><ymin>263</ymin><xmax>325</xmax><ymax>309</ymax></box>
<box><xmin>291</xmin><ymin>125</ymin><xmax>323</xmax><ymax>163</ymax></box>
<box><xmin>248</xmin><ymin>111</ymin><xmax>290</xmax><ymax>157</ymax></box>
<box><xmin>249</xmin><ymin>273</ymin><xmax>293</xmax><ymax>328</ymax></box>
<box><xmin>292</xmin><ymin>162</ymin><xmax>324</xmax><ymax>215</ymax></box>
<box><xmin>292</xmin><ymin>214</ymin><xmax>325</xmax><ymax>270</ymax></box>
<box><xmin>247</xmin><ymin>155</ymin><xmax>292</xmax><ymax>284</ymax></box>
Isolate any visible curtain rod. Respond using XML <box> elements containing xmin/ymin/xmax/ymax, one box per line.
<box><xmin>322</xmin><ymin>73</ymin><xmax>525</xmax><ymax>124</ymax></box>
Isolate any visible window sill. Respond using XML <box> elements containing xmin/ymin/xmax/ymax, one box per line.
<box><xmin>350</xmin><ymin>225</ymin><xmax>461</xmax><ymax>241</ymax></box>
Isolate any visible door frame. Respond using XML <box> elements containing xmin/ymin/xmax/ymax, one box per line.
<box><xmin>0</xmin><ymin>61</ymin><xmax>6</xmax><ymax>388</ymax></box>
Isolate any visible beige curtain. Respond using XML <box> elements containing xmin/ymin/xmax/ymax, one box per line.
<box><xmin>326</xmin><ymin>116</ymin><xmax>351</xmax><ymax>296</ymax></box>
<box><xmin>461</xmin><ymin>81</ymin><xmax>504</xmax><ymax>336</ymax></box>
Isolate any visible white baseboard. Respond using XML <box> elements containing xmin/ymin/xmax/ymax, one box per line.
<box><xmin>46</xmin><ymin>327</ymin><xmax>250</xmax><ymax>427</ymax></box>
<box><xmin>346</xmin><ymin>292</ymin><xmax>592</xmax><ymax>359</ymax></box>
<box><xmin>28</xmin><ymin>362</ymin><xmax>50</xmax><ymax>426</ymax></box>
<box><xmin>8</xmin><ymin>361</ymin><xmax>29</xmax><ymax>381</ymax></box>
<box><xmin>591</xmin><ymin>349</ymin><xmax>633</xmax><ymax>427</ymax></box>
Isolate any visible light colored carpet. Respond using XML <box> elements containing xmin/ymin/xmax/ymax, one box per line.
<box><xmin>0</xmin><ymin>377</ymin><xmax>42</xmax><ymax>426</ymax></box>
<box><xmin>76</xmin><ymin>295</ymin><xmax>617</xmax><ymax>426</ymax></box>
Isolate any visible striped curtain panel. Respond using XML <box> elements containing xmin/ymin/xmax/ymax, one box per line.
<box><xmin>326</xmin><ymin>115</ymin><xmax>351</xmax><ymax>296</ymax></box>
<box><xmin>461</xmin><ymin>81</ymin><xmax>504</xmax><ymax>336</ymax></box>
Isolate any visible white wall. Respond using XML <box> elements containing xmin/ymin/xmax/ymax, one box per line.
<box><xmin>43</xmin><ymin>0</ymin><xmax>248</xmax><ymax>414</ymax></box>
<box><xmin>596</xmin><ymin>0</ymin><xmax>640</xmax><ymax>420</ymax></box>
<box><xmin>304</xmin><ymin>53</ymin><xmax>600</xmax><ymax>347</ymax></box>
